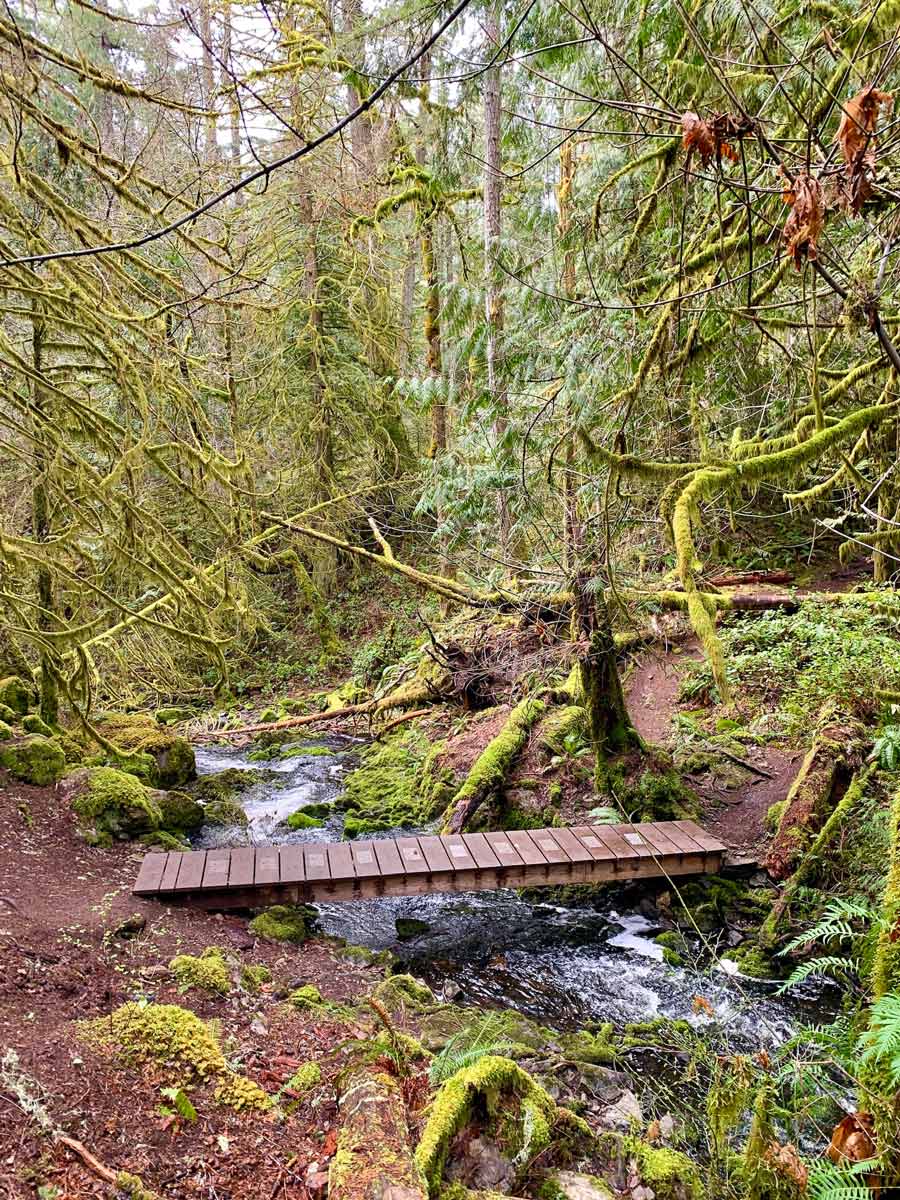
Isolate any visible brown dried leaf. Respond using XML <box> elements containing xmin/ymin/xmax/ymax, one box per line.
<box><xmin>782</xmin><ymin>172</ymin><xmax>825</xmax><ymax>269</ymax></box>
<box><xmin>692</xmin><ymin>994</ymin><xmax>715</xmax><ymax>1016</ymax></box>
<box><xmin>837</xmin><ymin>84</ymin><xmax>894</xmax><ymax>214</ymax></box>
<box><xmin>764</xmin><ymin>1141</ymin><xmax>808</xmax><ymax>1189</ymax></box>
<box><xmin>681</xmin><ymin>111</ymin><xmax>745</xmax><ymax>167</ymax></box>
<box><xmin>827</xmin><ymin>1112</ymin><xmax>877</xmax><ymax>1165</ymax></box>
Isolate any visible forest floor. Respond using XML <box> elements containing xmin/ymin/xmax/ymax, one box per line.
<box><xmin>0</xmin><ymin>557</ymin><xmax>876</xmax><ymax>1198</ymax></box>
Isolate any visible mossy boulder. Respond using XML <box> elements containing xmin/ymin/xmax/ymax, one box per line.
<box><xmin>395</xmin><ymin>917</ymin><xmax>431</xmax><ymax>940</ymax></box>
<box><xmin>21</xmin><ymin>713</ymin><xmax>53</xmax><ymax>737</ymax></box>
<box><xmin>155</xmin><ymin>706</ymin><xmax>197</xmax><ymax>725</ymax></box>
<box><xmin>0</xmin><ymin>734</ymin><xmax>66</xmax><ymax>786</ymax></box>
<box><xmin>371</xmin><ymin>974</ymin><xmax>435</xmax><ymax>1011</ymax></box>
<box><xmin>601</xmin><ymin>1134</ymin><xmax>703</xmax><ymax>1200</ymax></box>
<box><xmin>0</xmin><ymin>676</ymin><xmax>36</xmax><ymax>716</ymax></box>
<box><xmin>288</xmin><ymin>984</ymin><xmax>325</xmax><ymax>1010</ymax></box>
<box><xmin>286</xmin><ymin>1062</ymin><xmax>321</xmax><ymax>1093</ymax></box>
<box><xmin>78</xmin><ymin>1001</ymin><xmax>225</xmax><ymax>1078</ymax></box>
<box><xmin>60</xmin><ymin>766</ymin><xmax>163</xmax><ymax>844</ymax></box>
<box><xmin>214</xmin><ymin>1072</ymin><xmax>272</xmax><ymax>1111</ymax></box>
<box><xmin>249</xmin><ymin>904</ymin><xmax>317</xmax><ymax>944</ymax></box>
<box><xmin>240</xmin><ymin>964</ymin><xmax>272</xmax><ymax>993</ymax></box>
<box><xmin>203</xmin><ymin>796</ymin><xmax>249</xmax><ymax>828</ymax></box>
<box><xmin>169</xmin><ymin>947</ymin><xmax>231</xmax><ymax>994</ymax></box>
<box><xmin>0</xmin><ymin>720</ymin><xmax>11</xmax><ymax>741</ymax></box>
<box><xmin>286</xmin><ymin>809</ymin><xmax>325</xmax><ymax>830</ymax></box>
<box><xmin>340</xmin><ymin>732</ymin><xmax>431</xmax><ymax>835</ymax></box>
<box><xmin>153</xmin><ymin>788</ymin><xmax>204</xmax><ymax>833</ymax></box>
<box><xmin>0</xmin><ymin>703</ymin><xmax>18</xmax><ymax>724</ymax></box>
<box><xmin>95</xmin><ymin>714</ymin><xmax>196</xmax><ymax>788</ymax></box>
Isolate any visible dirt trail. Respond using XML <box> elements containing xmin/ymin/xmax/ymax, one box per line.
<box><xmin>625</xmin><ymin>639</ymin><xmax>800</xmax><ymax>860</ymax></box>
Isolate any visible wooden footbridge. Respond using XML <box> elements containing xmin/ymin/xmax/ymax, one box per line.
<box><xmin>132</xmin><ymin>820</ymin><xmax>727</xmax><ymax>909</ymax></box>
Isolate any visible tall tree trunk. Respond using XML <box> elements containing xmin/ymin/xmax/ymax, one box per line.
<box><xmin>574</xmin><ymin>571</ymin><xmax>639</xmax><ymax>785</ymax></box>
<box><xmin>342</xmin><ymin>0</ymin><xmax>373</xmax><ymax>178</ymax></box>
<box><xmin>483</xmin><ymin>0</ymin><xmax>510</xmax><ymax>554</ymax></box>
<box><xmin>559</xmin><ymin>141</ymin><xmax>583</xmax><ymax>572</ymax></box>
<box><xmin>30</xmin><ymin>300</ymin><xmax>57</xmax><ymax>724</ymax></box>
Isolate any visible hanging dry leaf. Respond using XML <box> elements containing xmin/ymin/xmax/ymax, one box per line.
<box><xmin>764</xmin><ymin>1141</ymin><xmax>808</xmax><ymax>1189</ymax></box>
<box><xmin>836</xmin><ymin>83</ymin><xmax>894</xmax><ymax>214</ymax></box>
<box><xmin>681</xmin><ymin>111</ymin><xmax>745</xmax><ymax>167</ymax></box>
<box><xmin>692</xmin><ymin>994</ymin><xmax>715</xmax><ymax>1016</ymax></box>
<box><xmin>827</xmin><ymin>1112</ymin><xmax>877</xmax><ymax>1165</ymax></box>
<box><xmin>782</xmin><ymin>172</ymin><xmax>825</xmax><ymax>269</ymax></box>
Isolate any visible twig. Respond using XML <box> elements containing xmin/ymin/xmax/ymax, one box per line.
<box><xmin>57</xmin><ymin>1135</ymin><xmax>117</xmax><ymax>1184</ymax></box>
<box><xmin>375</xmin><ymin>708</ymin><xmax>431</xmax><ymax>738</ymax></box>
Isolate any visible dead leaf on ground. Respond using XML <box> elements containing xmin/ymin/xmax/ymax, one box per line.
<box><xmin>782</xmin><ymin>172</ymin><xmax>825</xmax><ymax>269</ymax></box>
<box><xmin>764</xmin><ymin>1140</ymin><xmax>808</xmax><ymax>1189</ymax></box>
<box><xmin>836</xmin><ymin>83</ymin><xmax>894</xmax><ymax>214</ymax></box>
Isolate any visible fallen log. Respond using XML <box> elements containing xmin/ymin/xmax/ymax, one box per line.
<box><xmin>442</xmin><ymin>697</ymin><xmax>545</xmax><ymax>833</ymax></box>
<box><xmin>193</xmin><ymin>701</ymin><xmax>377</xmax><ymax>741</ymax></box>
<box><xmin>706</xmin><ymin>569</ymin><xmax>794</xmax><ymax>587</ymax></box>
<box><xmin>329</xmin><ymin>1065</ymin><xmax>426</xmax><ymax>1200</ymax></box>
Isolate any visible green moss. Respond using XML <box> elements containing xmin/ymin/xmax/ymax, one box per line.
<box><xmin>250</xmin><ymin>904</ymin><xmax>316</xmax><ymax>944</ymax></box>
<box><xmin>155</xmin><ymin>706</ymin><xmax>197</xmax><ymax>725</ymax></box>
<box><xmin>0</xmin><ymin>734</ymin><xmax>66</xmax><ymax>786</ymax></box>
<box><xmin>115</xmin><ymin>1170</ymin><xmax>160</xmax><ymax>1200</ymax></box>
<box><xmin>214</xmin><ymin>1072</ymin><xmax>273</xmax><ymax>1111</ymax></box>
<box><xmin>139</xmin><ymin>829</ymin><xmax>189</xmax><ymax>851</ymax></box>
<box><xmin>156</xmin><ymin>789</ymin><xmax>204</xmax><ymax>833</ymax></box>
<box><xmin>288</xmin><ymin>984</ymin><xmax>324</xmax><ymax>1010</ymax></box>
<box><xmin>0</xmin><ymin>676</ymin><xmax>36</xmax><ymax>715</ymax></box>
<box><xmin>169</xmin><ymin>947</ymin><xmax>231</xmax><ymax>995</ymax></box>
<box><xmin>78</xmin><ymin>1001</ymin><xmax>225</xmax><ymax>1078</ymax></box>
<box><xmin>21</xmin><ymin>714</ymin><xmax>53</xmax><ymax>737</ymax></box>
<box><xmin>340</xmin><ymin>731</ymin><xmax>429</xmax><ymax>834</ymax></box>
<box><xmin>287</xmin><ymin>1062</ymin><xmax>322</xmax><ymax>1093</ymax></box>
<box><xmin>558</xmin><ymin>1025</ymin><xmax>618</xmax><ymax>1065</ymax></box>
<box><xmin>621</xmin><ymin>1136</ymin><xmax>704</xmax><ymax>1200</ymax></box>
<box><xmin>95</xmin><ymin>714</ymin><xmax>196</xmax><ymax>788</ymax></box>
<box><xmin>258</xmin><ymin>707</ymin><xmax>280</xmax><ymax>723</ymax></box>
<box><xmin>67</xmin><ymin>766</ymin><xmax>162</xmax><ymax>844</ymax></box>
<box><xmin>286</xmin><ymin>809</ymin><xmax>325</xmax><ymax>830</ymax></box>
<box><xmin>0</xmin><ymin>703</ymin><xmax>18</xmax><ymax>723</ymax></box>
<box><xmin>724</xmin><ymin>942</ymin><xmax>777</xmax><ymax>979</ymax></box>
<box><xmin>765</xmin><ymin>800</ymin><xmax>788</xmax><ymax>834</ymax></box>
<box><xmin>240</xmin><ymin>964</ymin><xmax>272</xmax><ymax>993</ymax></box>
<box><xmin>203</xmin><ymin>796</ymin><xmax>249</xmax><ymax>827</ymax></box>
<box><xmin>372</xmin><ymin>974</ymin><xmax>435</xmax><ymax>1011</ymax></box>
<box><xmin>415</xmin><ymin>1055</ymin><xmax>589</xmax><ymax>1191</ymax></box>
<box><xmin>539</xmin><ymin>705</ymin><xmax>589</xmax><ymax>755</ymax></box>
<box><xmin>282</xmin><ymin>743</ymin><xmax>335</xmax><ymax>758</ymax></box>
<box><xmin>395</xmin><ymin>917</ymin><xmax>431</xmax><ymax>940</ymax></box>
<box><xmin>654</xmin><ymin>931</ymin><xmax>687</xmax><ymax>967</ymax></box>
<box><xmin>0</xmin><ymin>720</ymin><xmax>11</xmax><ymax>740</ymax></box>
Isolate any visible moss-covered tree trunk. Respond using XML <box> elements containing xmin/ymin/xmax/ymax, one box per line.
<box><xmin>573</xmin><ymin>572</ymin><xmax>639</xmax><ymax>785</ymax></box>
<box><xmin>30</xmin><ymin>299</ymin><xmax>57</xmax><ymax>726</ymax></box>
<box><xmin>329</xmin><ymin>1064</ymin><xmax>426</xmax><ymax>1200</ymax></box>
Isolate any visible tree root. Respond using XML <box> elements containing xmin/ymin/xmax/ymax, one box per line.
<box><xmin>57</xmin><ymin>1135</ymin><xmax>117</xmax><ymax>1183</ymax></box>
<box><xmin>442</xmin><ymin>697</ymin><xmax>545</xmax><ymax>833</ymax></box>
<box><xmin>329</xmin><ymin>1064</ymin><xmax>426</xmax><ymax>1200</ymax></box>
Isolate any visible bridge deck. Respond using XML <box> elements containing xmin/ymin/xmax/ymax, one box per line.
<box><xmin>132</xmin><ymin>820</ymin><xmax>728</xmax><ymax>908</ymax></box>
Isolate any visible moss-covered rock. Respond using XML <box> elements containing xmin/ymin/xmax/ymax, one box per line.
<box><xmin>654</xmin><ymin>931</ymin><xmax>688</xmax><ymax>968</ymax></box>
<box><xmin>155</xmin><ymin>706</ymin><xmax>197</xmax><ymax>725</ymax></box>
<box><xmin>249</xmin><ymin>904</ymin><xmax>316</xmax><ymax>944</ymax></box>
<box><xmin>240</xmin><ymin>964</ymin><xmax>272</xmax><ymax>993</ymax></box>
<box><xmin>0</xmin><ymin>734</ymin><xmax>66</xmax><ymax>786</ymax></box>
<box><xmin>609</xmin><ymin>1135</ymin><xmax>703</xmax><ymax>1200</ymax></box>
<box><xmin>395</xmin><ymin>917</ymin><xmax>431</xmax><ymax>940</ymax></box>
<box><xmin>371</xmin><ymin>974</ymin><xmax>435</xmax><ymax>1011</ymax></box>
<box><xmin>95</xmin><ymin>714</ymin><xmax>196</xmax><ymax>788</ymax></box>
<box><xmin>0</xmin><ymin>676</ymin><xmax>36</xmax><ymax>716</ymax></box>
<box><xmin>154</xmin><ymin>788</ymin><xmax>204</xmax><ymax>833</ymax></box>
<box><xmin>214</xmin><ymin>1072</ymin><xmax>273</xmax><ymax>1111</ymax></box>
<box><xmin>339</xmin><ymin>732</ymin><xmax>429</xmax><ymax>835</ymax></box>
<box><xmin>0</xmin><ymin>702</ymin><xmax>18</xmax><ymax>724</ymax></box>
<box><xmin>203</xmin><ymin>795</ymin><xmax>250</xmax><ymax>828</ymax></box>
<box><xmin>0</xmin><ymin>720</ymin><xmax>11</xmax><ymax>741</ymax></box>
<box><xmin>765</xmin><ymin>799</ymin><xmax>788</xmax><ymax>834</ymax></box>
<box><xmin>184</xmin><ymin>768</ymin><xmax>261</xmax><ymax>827</ymax></box>
<box><xmin>258</xmin><ymin>706</ymin><xmax>280</xmax><ymax>723</ymax></box>
<box><xmin>139</xmin><ymin>830</ymin><xmax>189</xmax><ymax>851</ymax></box>
<box><xmin>21</xmin><ymin>713</ymin><xmax>53</xmax><ymax>737</ymax></box>
<box><xmin>286</xmin><ymin>809</ymin><xmax>325</xmax><ymax>830</ymax></box>
<box><xmin>60</xmin><ymin>766</ymin><xmax>163</xmax><ymax>844</ymax></box>
<box><xmin>169</xmin><ymin>947</ymin><xmax>231</xmax><ymax>995</ymax></box>
<box><xmin>288</xmin><ymin>984</ymin><xmax>325</xmax><ymax>1010</ymax></box>
<box><xmin>286</xmin><ymin>1062</ymin><xmax>321</xmax><ymax>1094</ymax></box>
<box><xmin>78</xmin><ymin>1001</ymin><xmax>225</xmax><ymax>1078</ymax></box>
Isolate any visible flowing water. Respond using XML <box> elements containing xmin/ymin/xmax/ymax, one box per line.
<box><xmin>194</xmin><ymin>742</ymin><xmax>836</xmax><ymax>1047</ymax></box>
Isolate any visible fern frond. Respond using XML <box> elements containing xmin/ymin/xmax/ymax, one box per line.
<box><xmin>777</xmin><ymin>956</ymin><xmax>859</xmax><ymax>994</ymax></box>
<box><xmin>779</xmin><ymin>897</ymin><xmax>878</xmax><ymax>956</ymax></box>
<box><xmin>856</xmin><ymin>991</ymin><xmax>900</xmax><ymax>1085</ymax></box>
<box><xmin>807</xmin><ymin>1158</ymin><xmax>877</xmax><ymax>1200</ymax></box>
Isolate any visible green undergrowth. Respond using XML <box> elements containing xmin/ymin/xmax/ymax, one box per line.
<box><xmin>678</xmin><ymin>601</ymin><xmax>900</xmax><ymax>730</ymax></box>
<box><xmin>249</xmin><ymin>904</ymin><xmax>317</xmax><ymax>944</ymax></box>
<box><xmin>169</xmin><ymin>947</ymin><xmax>231</xmax><ymax>995</ymax></box>
<box><xmin>339</xmin><ymin>728</ymin><xmax>454</xmax><ymax>837</ymax></box>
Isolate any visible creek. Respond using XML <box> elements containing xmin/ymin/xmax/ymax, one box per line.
<box><xmin>194</xmin><ymin>740</ymin><xmax>836</xmax><ymax>1049</ymax></box>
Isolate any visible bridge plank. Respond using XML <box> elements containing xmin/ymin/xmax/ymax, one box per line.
<box><xmin>484</xmin><ymin>831</ymin><xmax>523</xmax><ymax>867</ymax></box>
<box><xmin>255</xmin><ymin>847</ymin><xmax>281</xmax><ymax>886</ymax></box>
<box><xmin>134</xmin><ymin>852</ymin><xmax>167</xmax><ymax>894</ymax></box>
<box><xmin>396</xmin><ymin>837</ymin><xmax>429</xmax><ymax>875</ymax></box>
<box><xmin>173</xmin><ymin>850</ymin><xmax>207</xmax><ymax>892</ymax></box>
<box><xmin>639</xmin><ymin>824</ymin><xmax>682</xmax><ymax>858</ymax></box>
<box><xmin>529</xmin><ymin>830</ymin><xmax>570</xmax><ymax>864</ymax></box>
<box><xmin>159</xmin><ymin>853</ymin><xmax>181</xmax><ymax>891</ymax></box>
<box><xmin>505</xmin><ymin>829</ymin><xmax>548</xmax><ymax>865</ymax></box>
<box><xmin>328</xmin><ymin>842</ymin><xmax>356</xmax><ymax>881</ymax></box>
<box><xmin>547</xmin><ymin>827</ymin><xmax>593</xmax><ymax>863</ymax></box>
<box><xmin>442</xmin><ymin>836</ymin><xmax>477</xmax><ymax>871</ymax></box>
<box><xmin>588</xmin><ymin>824</ymin><xmax>637</xmax><ymax>860</ymax></box>
<box><xmin>462</xmin><ymin>833</ymin><xmax>500</xmax><ymax>870</ymax></box>
<box><xmin>279</xmin><ymin>845</ymin><xmax>306</xmax><ymax>884</ymax></box>
<box><xmin>304</xmin><ymin>846</ymin><xmax>330</xmax><ymax>881</ymax></box>
<box><xmin>350</xmin><ymin>841</ymin><xmax>381</xmax><ymax>877</ymax></box>
<box><xmin>373</xmin><ymin>839</ymin><xmax>404</xmax><ymax>877</ymax></box>
<box><xmin>657</xmin><ymin>821</ymin><xmax>704</xmax><ymax>855</ymax></box>
<box><xmin>202</xmin><ymin>850</ymin><xmax>231</xmax><ymax>889</ymax></box>
<box><xmin>418</xmin><ymin>835</ymin><xmax>453</xmax><ymax>873</ymax></box>
<box><xmin>229</xmin><ymin>848</ymin><xmax>256</xmax><ymax>888</ymax></box>
<box><xmin>570</xmin><ymin>827</ymin><xmax>608</xmax><ymax>861</ymax></box>
<box><xmin>609</xmin><ymin>824</ymin><xmax>656</xmax><ymax>857</ymax></box>
<box><xmin>673</xmin><ymin>820</ymin><xmax>726</xmax><ymax>853</ymax></box>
